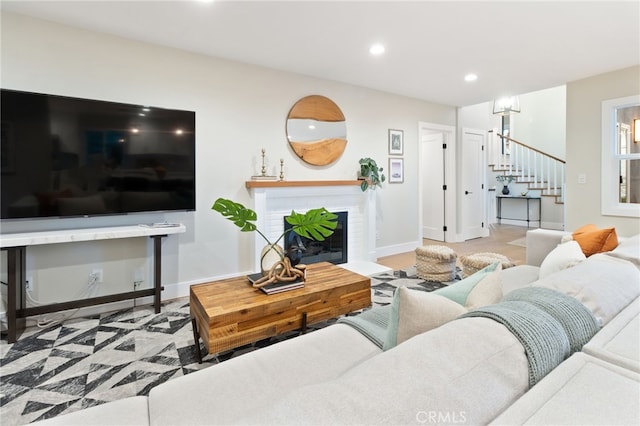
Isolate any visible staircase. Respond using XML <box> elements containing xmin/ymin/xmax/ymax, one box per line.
<box><xmin>488</xmin><ymin>133</ymin><xmax>565</xmax><ymax>204</ymax></box>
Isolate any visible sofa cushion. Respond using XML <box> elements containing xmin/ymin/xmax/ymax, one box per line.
<box><xmin>583</xmin><ymin>297</ymin><xmax>640</xmax><ymax>373</ymax></box>
<box><xmin>572</xmin><ymin>224</ymin><xmax>618</xmax><ymax>257</ymax></box>
<box><xmin>148</xmin><ymin>323</ymin><xmax>381</xmax><ymax>425</ymax></box>
<box><xmin>525</xmin><ymin>229</ymin><xmax>571</xmax><ymax>266</ymax></box>
<box><xmin>501</xmin><ymin>265</ymin><xmax>540</xmax><ymax>295</ymax></box>
<box><xmin>33</xmin><ymin>396</ymin><xmax>149</xmax><ymax>425</ymax></box>
<box><xmin>490</xmin><ymin>353</ymin><xmax>640</xmax><ymax>425</ymax></box>
<box><xmin>461</xmin><ymin>300</ymin><xmax>570</xmax><ymax>387</ymax></box>
<box><xmin>433</xmin><ymin>262</ymin><xmax>502</xmax><ymax>309</ymax></box>
<box><xmin>533</xmin><ymin>253</ymin><xmax>640</xmax><ymax>326</ymax></box>
<box><xmin>384</xmin><ymin>286</ymin><xmax>466</xmax><ymax>350</ymax></box>
<box><xmin>538</xmin><ymin>240</ymin><xmax>586</xmax><ymax>279</ymax></box>
<box><xmin>235</xmin><ymin>317</ymin><xmax>529</xmax><ymax>426</ymax></box>
<box><xmin>606</xmin><ymin>234</ymin><xmax>640</xmax><ymax>268</ymax></box>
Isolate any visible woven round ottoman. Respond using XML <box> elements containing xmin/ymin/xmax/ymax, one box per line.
<box><xmin>415</xmin><ymin>245</ymin><xmax>457</xmax><ymax>282</ymax></box>
<box><xmin>460</xmin><ymin>252</ymin><xmax>515</xmax><ymax>277</ymax></box>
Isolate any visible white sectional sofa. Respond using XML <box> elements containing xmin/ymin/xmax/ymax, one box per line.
<box><xmin>36</xmin><ymin>229</ymin><xmax>640</xmax><ymax>425</ymax></box>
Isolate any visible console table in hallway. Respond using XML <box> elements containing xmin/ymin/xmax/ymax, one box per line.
<box><xmin>496</xmin><ymin>195</ymin><xmax>542</xmax><ymax>228</ymax></box>
<box><xmin>190</xmin><ymin>262</ymin><xmax>371</xmax><ymax>363</ymax></box>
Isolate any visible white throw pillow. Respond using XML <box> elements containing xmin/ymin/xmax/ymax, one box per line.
<box><xmin>539</xmin><ymin>240</ymin><xmax>586</xmax><ymax>279</ymax></box>
<box><xmin>383</xmin><ymin>287</ymin><xmax>466</xmax><ymax>350</ymax></box>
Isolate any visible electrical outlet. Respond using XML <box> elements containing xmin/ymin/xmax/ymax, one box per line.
<box><xmin>26</xmin><ymin>276</ymin><xmax>33</xmax><ymax>292</ymax></box>
<box><xmin>92</xmin><ymin>269</ymin><xmax>103</xmax><ymax>283</ymax></box>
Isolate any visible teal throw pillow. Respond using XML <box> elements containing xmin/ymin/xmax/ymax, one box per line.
<box><xmin>433</xmin><ymin>261</ymin><xmax>503</xmax><ymax>309</ymax></box>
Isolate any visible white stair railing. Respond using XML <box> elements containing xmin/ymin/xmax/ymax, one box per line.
<box><xmin>488</xmin><ymin>132</ymin><xmax>566</xmax><ymax>203</ymax></box>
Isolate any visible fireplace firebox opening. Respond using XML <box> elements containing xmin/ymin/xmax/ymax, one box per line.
<box><xmin>283</xmin><ymin>211</ymin><xmax>348</xmax><ymax>265</ymax></box>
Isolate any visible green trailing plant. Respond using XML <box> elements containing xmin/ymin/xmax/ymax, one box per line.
<box><xmin>496</xmin><ymin>174</ymin><xmax>516</xmax><ymax>185</ymax></box>
<box><xmin>359</xmin><ymin>157</ymin><xmax>386</xmax><ymax>191</ymax></box>
<box><xmin>211</xmin><ymin>198</ymin><xmax>338</xmax><ymax>250</ymax></box>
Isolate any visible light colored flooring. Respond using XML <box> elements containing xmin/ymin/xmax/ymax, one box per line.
<box><xmin>377</xmin><ymin>224</ymin><xmax>528</xmax><ymax>271</ymax></box>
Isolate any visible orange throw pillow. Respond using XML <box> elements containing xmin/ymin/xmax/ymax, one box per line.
<box><xmin>572</xmin><ymin>224</ymin><xmax>618</xmax><ymax>257</ymax></box>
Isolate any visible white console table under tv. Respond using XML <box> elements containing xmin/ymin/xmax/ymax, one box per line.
<box><xmin>0</xmin><ymin>224</ymin><xmax>185</xmax><ymax>343</ymax></box>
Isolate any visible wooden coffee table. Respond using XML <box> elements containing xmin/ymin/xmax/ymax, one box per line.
<box><xmin>190</xmin><ymin>262</ymin><xmax>371</xmax><ymax>362</ymax></box>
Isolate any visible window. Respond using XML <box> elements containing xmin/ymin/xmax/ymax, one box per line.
<box><xmin>601</xmin><ymin>95</ymin><xmax>640</xmax><ymax>217</ymax></box>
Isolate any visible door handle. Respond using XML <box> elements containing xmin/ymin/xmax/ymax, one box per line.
<box><xmin>465</xmin><ymin>191</ymin><xmax>473</xmax><ymax>195</ymax></box>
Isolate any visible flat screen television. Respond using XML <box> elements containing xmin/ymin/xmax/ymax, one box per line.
<box><xmin>1</xmin><ymin>89</ymin><xmax>196</xmax><ymax>220</ymax></box>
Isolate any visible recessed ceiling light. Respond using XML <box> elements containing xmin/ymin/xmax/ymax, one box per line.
<box><xmin>464</xmin><ymin>74</ymin><xmax>478</xmax><ymax>82</ymax></box>
<box><xmin>369</xmin><ymin>44</ymin><xmax>385</xmax><ymax>56</ymax></box>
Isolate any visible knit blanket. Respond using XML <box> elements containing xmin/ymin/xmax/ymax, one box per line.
<box><xmin>337</xmin><ymin>305</ymin><xmax>391</xmax><ymax>349</ymax></box>
<box><xmin>461</xmin><ymin>301</ymin><xmax>570</xmax><ymax>387</ymax></box>
<box><xmin>503</xmin><ymin>286</ymin><xmax>601</xmax><ymax>353</ymax></box>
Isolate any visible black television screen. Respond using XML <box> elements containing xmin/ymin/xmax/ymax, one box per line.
<box><xmin>1</xmin><ymin>89</ymin><xmax>195</xmax><ymax>220</ymax></box>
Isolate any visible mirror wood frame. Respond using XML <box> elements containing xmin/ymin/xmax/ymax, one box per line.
<box><xmin>286</xmin><ymin>95</ymin><xmax>347</xmax><ymax>166</ymax></box>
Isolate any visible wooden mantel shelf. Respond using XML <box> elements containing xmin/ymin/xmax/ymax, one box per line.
<box><xmin>245</xmin><ymin>180</ymin><xmax>361</xmax><ymax>188</ymax></box>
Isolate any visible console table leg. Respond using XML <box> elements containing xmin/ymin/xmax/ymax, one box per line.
<box><xmin>191</xmin><ymin>317</ymin><xmax>203</xmax><ymax>364</ymax></box>
<box><xmin>151</xmin><ymin>235</ymin><xmax>165</xmax><ymax>314</ymax></box>
<box><xmin>301</xmin><ymin>312</ymin><xmax>308</xmax><ymax>334</ymax></box>
<box><xmin>5</xmin><ymin>247</ymin><xmax>26</xmax><ymax>343</ymax></box>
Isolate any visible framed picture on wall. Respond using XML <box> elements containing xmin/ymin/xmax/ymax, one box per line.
<box><xmin>388</xmin><ymin>129</ymin><xmax>403</xmax><ymax>155</ymax></box>
<box><xmin>389</xmin><ymin>157</ymin><xmax>404</xmax><ymax>183</ymax></box>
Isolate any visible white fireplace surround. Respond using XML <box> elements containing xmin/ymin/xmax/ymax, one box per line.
<box><xmin>248</xmin><ymin>182</ymin><xmax>376</xmax><ymax>273</ymax></box>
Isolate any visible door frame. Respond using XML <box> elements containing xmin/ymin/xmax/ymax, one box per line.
<box><xmin>418</xmin><ymin>121</ymin><xmax>458</xmax><ymax>243</ymax></box>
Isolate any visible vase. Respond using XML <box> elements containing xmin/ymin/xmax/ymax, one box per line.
<box><xmin>260</xmin><ymin>243</ymin><xmax>284</xmax><ymax>275</ymax></box>
<box><xmin>502</xmin><ymin>185</ymin><xmax>510</xmax><ymax>195</ymax></box>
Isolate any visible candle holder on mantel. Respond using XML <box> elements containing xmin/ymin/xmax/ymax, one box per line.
<box><xmin>251</xmin><ymin>148</ymin><xmax>277</xmax><ymax>181</ymax></box>
<box><xmin>279</xmin><ymin>159</ymin><xmax>285</xmax><ymax>181</ymax></box>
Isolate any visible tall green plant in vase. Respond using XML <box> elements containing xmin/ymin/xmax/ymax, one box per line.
<box><xmin>212</xmin><ymin>198</ymin><xmax>337</xmax><ymax>287</ymax></box>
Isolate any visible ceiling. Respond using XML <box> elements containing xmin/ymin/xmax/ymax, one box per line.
<box><xmin>2</xmin><ymin>0</ymin><xmax>639</xmax><ymax>107</ymax></box>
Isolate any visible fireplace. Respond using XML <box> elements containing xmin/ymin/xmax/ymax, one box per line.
<box><xmin>247</xmin><ymin>180</ymin><xmax>379</xmax><ymax>273</ymax></box>
<box><xmin>283</xmin><ymin>211</ymin><xmax>348</xmax><ymax>265</ymax></box>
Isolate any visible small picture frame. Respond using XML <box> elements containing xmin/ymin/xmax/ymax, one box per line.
<box><xmin>388</xmin><ymin>158</ymin><xmax>404</xmax><ymax>183</ymax></box>
<box><xmin>388</xmin><ymin>129</ymin><xmax>403</xmax><ymax>155</ymax></box>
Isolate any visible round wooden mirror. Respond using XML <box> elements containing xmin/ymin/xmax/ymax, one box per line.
<box><xmin>286</xmin><ymin>95</ymin><xmax>347</xmax><ymax>166</ymax></box>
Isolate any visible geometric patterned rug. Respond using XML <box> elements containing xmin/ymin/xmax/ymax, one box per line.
<box><xmin>0</xmin><ymin>265</ymin><xmax>456</xmax><ymax>425</ymax></box>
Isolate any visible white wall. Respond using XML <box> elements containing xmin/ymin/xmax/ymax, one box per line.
<box><xmin>512</xmin><ymin>86</ymin><xmax>566</xmax><ymax>160</ymax></box>
<box><xmin>458</xmin><ymin>86</ymin><xmax>566</xmax><ymax>157</ymax></box>
<box><xmin>0</xmin><ymin>12</ymin><xmax>455</xmax><ymax>303</ymax></box>
<box><xmin>565</xmin><ymin>66</ymin><xmax>640</xmax><ymax>236</ymax></box>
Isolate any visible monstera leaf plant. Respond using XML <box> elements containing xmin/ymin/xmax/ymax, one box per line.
<box><xmin>212</xmin><ymin>198</ymin><xmax>338</xmax><ymax>275</ymax></box>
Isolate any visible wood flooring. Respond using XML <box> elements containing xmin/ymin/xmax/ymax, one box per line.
<box><xmin>377</xmin><ymin>224</ymin><xmax>528</xmax><ymax>271</ymax></box>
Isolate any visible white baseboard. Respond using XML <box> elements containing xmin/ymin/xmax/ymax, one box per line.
<box><xmin>498</xmin><ymin>219</ymin><xmax>541</xmax><ymax>228</ymax></box>
<box><xmin>375</xmin><ymin>239</ymin><xmax>421</xmax><ymax>259</ymax></box>
<box><xmin>541</xmin><ymin>221</ymin><xmax>565</xmax><ymax>230</ymax></box>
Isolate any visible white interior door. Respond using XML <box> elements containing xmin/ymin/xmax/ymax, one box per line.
<box><xmin>421</xmin><ymin>132</ymin><xmax>445</xmax><ymax>241</ymax></box>
<box><xmin>462</xmin><ymin>129</ymin><xmax>487</xmax><ymax>240</ymax></box>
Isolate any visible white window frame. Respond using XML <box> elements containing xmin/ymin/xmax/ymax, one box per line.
<box><xmin>601</xmin><ymin>95</ymin><xmax>640</xmax><ymax>217</ymax></box>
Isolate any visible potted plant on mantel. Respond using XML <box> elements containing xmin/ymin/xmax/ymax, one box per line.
<box><xmin>358</xmin><ymin>157</ymin><xmax>386</xmax><ymax>191</ymax></box>
<box><xmin>212</xmin><ymin>198</ymin><xmax>337</xmax><ymax>287</ymax></box>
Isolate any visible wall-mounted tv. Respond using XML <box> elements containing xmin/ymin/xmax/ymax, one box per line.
<box><xmin>1</xmin><ymin>89</ymin><xmax>196</xmax><ymax>220</ymax></box>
